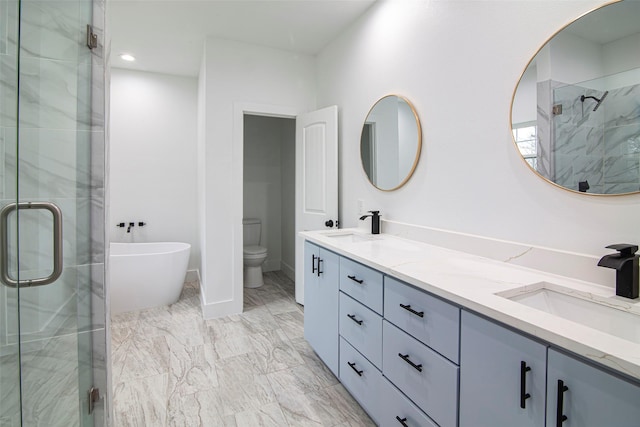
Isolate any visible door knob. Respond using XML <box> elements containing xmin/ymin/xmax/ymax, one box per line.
<box><xmin>325</xmin><ymin>219</ymin><xmax>334</xmax><ymax>228</ymax></box>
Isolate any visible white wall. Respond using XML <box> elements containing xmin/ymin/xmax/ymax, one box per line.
<box><xmin>243</xmin><ymin>115</ymin><xmax>296</xmax><ymax>273</ymax></box>
<box><xmin>198</xmin><ymin>37</ymin><xmax>315</xmax><ymax>318</ymax></box>
<box><xmin>316</xmin><ymin>0</ymin><xmax>640</xmax><ymax>259</ymax></box>
<box><xmin>280</xmin><ymin>119</ymin><xmax>296</xmax><ymax>279</ymax></box>
<box><xmin>110</xmin><ymin>68</ymin><xmax>199</xmax><ymax>269</ymax></box>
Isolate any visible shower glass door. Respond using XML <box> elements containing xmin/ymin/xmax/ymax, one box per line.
<box><xmin>0</xmin><ymin>0</ymin><xmax>107</xmax><ymax>424</ymax></box>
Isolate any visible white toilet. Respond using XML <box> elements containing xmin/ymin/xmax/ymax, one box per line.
<box><xmin>243</xmin><ymin>218</ymin><xmax>268</xmax><ymax>288</ymax></box>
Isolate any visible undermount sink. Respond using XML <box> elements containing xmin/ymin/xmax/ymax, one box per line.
<box><xmin>497</xmin><ymin>282</ymin><xmax>640</xmax><ymax>344</ymax></box>
<box><xmin>320</xmin><ymin>231</ymin><xmax>377</xmax><ymax>243</ymax></box>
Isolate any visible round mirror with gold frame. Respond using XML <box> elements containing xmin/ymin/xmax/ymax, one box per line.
<box><xmin>511</xmin><ymin>0</ymin><xmax>640</xmax><ymax>195</ymax></box>
<box><xmin>360</xmin><ymin>95</ymin><xmax>422</xmax><ymax>191</ymax></box>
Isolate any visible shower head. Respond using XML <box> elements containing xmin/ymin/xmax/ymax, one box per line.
<box><xmin>580</xmin><ymin>91</ymin><xmax>609</xmax><ymax>112</ymax></box>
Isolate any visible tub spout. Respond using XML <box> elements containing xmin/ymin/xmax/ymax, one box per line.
<box><xmin>127</xmin><ymin>222</ymin><xmax>135</xmax><ymax>233</ymax></box>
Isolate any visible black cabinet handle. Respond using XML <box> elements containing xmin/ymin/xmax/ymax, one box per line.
<box><xmin>347</xmin><ymin>314</ymin><xmax>363</xmax><ymax>325</ymax></box>
<box><xmin>325</xmin><ymin>219</ymin><xmax>334</xmax><ymax>227</ymax></box>
<box><xmin>399</xmin><ymin>303</ymin><xmax>424</xmax><ymax>318</ymax></box>
<box><xmin>520</xmin><ymin>361</ymin><xmax>531</xmax><ymax>409</ymax></box>
<box><xmin>556</xmin><ymin>379</ymin><xmax>568</xmax><ymax>427</ymax></box>
<box><xmin>347</xmin><ymin>275</ymin><xmax>364</xmax><ymax>284</ymax></box>
<box><xmin>398</xmin><ymin>353</ymin><xmax>423</xmax><ymax>372</ymax></box>
<box><xmin>311</xmin><ymin>254</ymin><xmax>318</xmax><ymax>273</ymax></box>
<box><xmin>317</xmin><ymin>258</ymin><xmax>323</xmax><ymax>277</ymax></box>
<box><xmin>395</xmin><ymin>416</ymin><xmax>409</xmax><ymax>426</ymax></box>
<box><xmin>348</xmin><ymin>361</ymin><xmax>363</xmax><ymax>377</ymax></box>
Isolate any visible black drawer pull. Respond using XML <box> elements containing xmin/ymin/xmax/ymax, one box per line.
<box><xmin>347</xmin><ymin>274</ymin><xmax>364</xmax><ymax>284</ymax></box>
<box><xmin>520</xmin><ymin>361</ymin><xmax>531</xmax><ymax>409</ymax></box>
<box><xmin>311</xmin><ymin>254</ymin><xmax>317</xmax><ymax>273</ymax></box>
<box><xmin>347</xmin><ymin>314</ymin><xmax>363</xmax><ymax>325</ymax></box>
<box><xmin>317</xmin><ymin>258</ymin><xmax>323</xmax><ymax>277</ymax></box>
<box><xmin>398</xmin><ymin>353</ymin><xmax>423</xmax><ymax>372</ymax></box>
<box><xmin>556</xmin><ymin>379</ymin><xmax>568</xmax><ymax>427</ymax></box>
<box><xmin>399</xmin><ymin>303</ymin><xmax>424</xmax><ymax>318</ymax></box>
<box><xmin>348</xmin><ymin>361</ymin><xmax>363</xmax><ymax>376</ymax></box>
<box><xmin>396</xmin><ymin>416</ymin><xmax>409</xmax><ymax>426</ymax></box>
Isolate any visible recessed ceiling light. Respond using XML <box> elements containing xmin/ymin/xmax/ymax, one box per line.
<box><xmin>120</xmin><ymin>53</ymin><xmax>135</xmax><ymax>62</ymax></box>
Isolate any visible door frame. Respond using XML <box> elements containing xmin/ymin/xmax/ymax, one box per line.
<box><xmin>233</xmin><ymin>102</ymin><xmax>298</xmax><ymax>307</ymax></box>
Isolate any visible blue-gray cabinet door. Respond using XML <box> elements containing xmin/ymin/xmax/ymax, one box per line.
<box><xmin>303</xmin><ymin>241</ymin><xmax>340</xmax><ymax>376</ymax></box>
<box><xmin>459</xmin><ymin>311</ymin><xmax>547</xmax><ymax>427</ymax></box>
<box><xmin>546</xmin><ymin>348</ymin><xmax>640</xmax><ymax>427</ymax></box>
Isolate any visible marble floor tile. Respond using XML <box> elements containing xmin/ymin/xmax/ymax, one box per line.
<box><xmin>233</xmin><ymin>402</ymin><xmax>289</xmax><ymax>426</ymax></box>
<box><xmin>111</xmin><ymin>271</ymin><xmax>372</xmax><ymax>426</ymax></box>
<box><xmin>166</xmin><ymin>390</ymin><xmax>228</xmax><ymax>427</ymax></box>
<box><xmin>274</xmin><ymin>310</ymin><xmax>305</xmax><ymax>340</ymax></box>
<box><xmin>248</xmin><ymin>329</ymin><xmax>305</xmax><ymax>374</ymax></box>
<box><xmin>168</xmin><ymin>343</ymin><xmax>218</xmax><ymax>397</ymax></box>
<box><xmin>113</xmin><ymin>373</ymin><xmax>168</xmax><ymax>426</ymax></box>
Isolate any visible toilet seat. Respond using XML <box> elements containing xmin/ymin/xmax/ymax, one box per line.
<box><xmin>243</xmin><ymin>245</ymin><xmax>267</xmax><ymax>257</ymax></box>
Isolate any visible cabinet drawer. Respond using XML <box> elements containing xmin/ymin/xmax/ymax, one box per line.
<box><xmin>339</xmin><ymin>337</ymin><xmax>382</xmax><ymax>424</ymax></box>
<box><xmin>339</xmin><ymin>292</ymin><xmax>382</xmax><ymax>368</ymax></box>
<box><xmin>384</xmin><ymin>276</ymin><xmax>460</xmax><ymax>363</ymax></box>
<box><xmin>383</xmin><ymin>321</ymin><xmax>459</xmax><ymax>427</ymax></box>
<box><xmin>339</xmin><ymin>257</ymin><xmax>383</xmax><ymax>314</ymax></box>
<box><xmin>380</xmin><ymin>378</ymin><xmax>438</xmax><ymax>427</ymax></box>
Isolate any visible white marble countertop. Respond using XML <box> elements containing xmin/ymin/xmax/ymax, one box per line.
<box><xmin>301</xmin><ymin>228</ymin><xmax>640</xmax><ymax>382</ymax></box>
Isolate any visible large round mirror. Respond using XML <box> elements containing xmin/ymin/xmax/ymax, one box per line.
<box><xmin>360</xmin><ymin>95</ymin><xmax>422</xmax><ymax>191</ymax></box>
<box><xmin>511</xmin><ymin>0</ymin><xmax>640</xmax><ymax>195</ymax></box>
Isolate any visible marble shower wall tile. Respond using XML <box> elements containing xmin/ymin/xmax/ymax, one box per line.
<box><xmin>535</xmin><ymin>80</ymin><xmax>554</xmax><ymax>180</ymax></box>
<box><xmin>0</xmin><ymin>55</ymin><xmax>18</xmax><ymax>128</ymax></box>
<box><xmin>11</xmin><ymin>266</ymin><xmax>79</xmax><ymax>340</ymax></box>
<box><xmin>604</xmin><ymin>84</ymin><xmax>640</xmax><ymax>128</ymax></box>
<box><xmin>0</xmin><ymin>0</ymin><xmax>19</xmax><ymax>56</ymax></box>
<box><xmin>20</xmin><ymin>333</ymin><xmax>81</xmax><ymax>426</ymax></box>
<box><xmin>0</xmin><ymin>349</ymin><xmax>21</xmax><ymax>426</ymax></box>
<box><xmin>19</xmin><ymin>0</ymin><xmax>90</xmax><ymax>63</ymax></box>
<box><xmin>15</xmin><ymin>128</ymin><xmax>95</xmax><ymax>199</ymax></box>
<box><xmin>75</xmin><ymin>263</ymin><xmax>105</xmax><ymax>331</ymax></box>
<box><xmin>18</xmin><ymin>57</ymin><xmax>93</xmax><ymax>131</ymax></box>
<box><xmin>549</xmin><ymin>79</ymin><xmax>640</xmax><ymax>192</ymax></box>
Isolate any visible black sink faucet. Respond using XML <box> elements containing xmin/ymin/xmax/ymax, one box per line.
<box><xmin>597</xmin><ymin>244</ymin><xmax>639</xmax><ymax>299</ymax></box>
<box><xmin>359</xmin><ymin>210</ymin><xmax>380</xmax><ymax>234</ymax></box>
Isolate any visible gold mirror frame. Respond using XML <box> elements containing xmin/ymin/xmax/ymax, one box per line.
<box><xmin>360</xmin><ymin>95</ymin><xmax>423</xmax><ymax>192</ymax></box>
<box><xmin>510</xmin><ymin>0</ymin><xmax>640</xmax><ymax>196</ymax></box>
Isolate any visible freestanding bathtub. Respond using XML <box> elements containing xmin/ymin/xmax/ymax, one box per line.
<box><xmin>110</xmin><ymin>242</ymin><xmax>191</xmax><ymax>315</ymax></box>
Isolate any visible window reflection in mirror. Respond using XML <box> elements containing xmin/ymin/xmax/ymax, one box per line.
<box><xmin>511</xmin><ymin>0</ymin><xmax>640</xmax><ymax>195</ymax></box>
<box><xmin>360</xmin><ymin>95</ymin><xmax>422</xmax><ymax>191</ymax></box>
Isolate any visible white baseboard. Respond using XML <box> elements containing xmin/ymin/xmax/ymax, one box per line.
<box><xmin>185</xmin><ymin>269</ymin><xmax>199</xmax><ymax>283</ymax></box>
<box><xmin>280</xmin><ymin>261</ymin><xmax>295</xmax><ymax>281</ymax></box>
<box><xmin>199</xmin><ymin>290</ymin><xmax>243</xmax><ymax>320</ymax></box>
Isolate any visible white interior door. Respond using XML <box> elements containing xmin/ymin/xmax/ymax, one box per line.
<box><xmin>295</xmin><ymin>105</ymin><xmax>338</xmax><ymax>304</ymax></box>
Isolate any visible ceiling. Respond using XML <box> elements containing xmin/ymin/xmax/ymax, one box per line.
<box><xmin>563</xmin><ymin>1</ymin><xmax>640</xmax><ymax>45</ymax></box>
<box><xmin>109</xmin><ymin>0</ymin><xmax>377</xmax><ymax>77</ymax></box>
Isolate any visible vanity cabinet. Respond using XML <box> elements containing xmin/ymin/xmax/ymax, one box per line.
<box><xmin>303</xmin><ymin>241</ymin><xmax>340</xmax><ymax>376</ymax></box>
<box><xmin>304</xmin><ymin>238</ymin><xmax>640</xmax><ymax>427</ymax></box>
<box><xmin>337</xmin><ymin>257</ymin><xmax>384</xmax><ymax>424</ymax></box>
<box><xmin>460</xmin><ymin>311</ymin><xmax>640</xmax><ymax>427</ymax></box>
<box><xmin>380</xmin><ymin>378</ymin><xmax>438</xmax><ymax>427</ymax></box>
<box><xmin>383</xmin><ymin>320</ymin><xmax>459</xmax><ymax>427</ymax></box>
<box><xmin>546</xmin><ymin>349</ymin><xmax>640</xmax><ymax>427</ymax></box>
<box><xmin>459</xmin><ymin>311</ymin><xmax>547</xmax><ymax>427</ymax></box>
<box><xmin>339</xmin><ymin>336</ymin><xmax>383</xmax><ymax>423</ymax></box>
<box><xmin>384</xmin><ymin>277</ymin><xmax>460</xmax><ymax>364</ymax></box>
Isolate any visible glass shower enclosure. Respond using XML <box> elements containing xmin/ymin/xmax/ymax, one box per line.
<box><xmin>0</xmin><ymin>0</ymin><xmax>107</xmax><ymax>425</ymax></box>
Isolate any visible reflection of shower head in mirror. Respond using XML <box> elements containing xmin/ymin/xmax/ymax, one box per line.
<box><xmin>580</xmin><ymin>91</ymin><xmax>609</xmax><ymax>111</ymax></box>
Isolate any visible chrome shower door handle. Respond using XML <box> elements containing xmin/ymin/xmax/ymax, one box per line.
<box><xmin>0</xmin><ymin>202</ymin><xmax>64</xmax><ymax>288</ymax></box>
